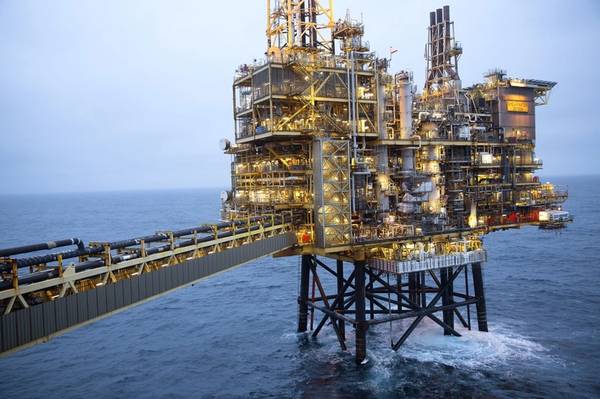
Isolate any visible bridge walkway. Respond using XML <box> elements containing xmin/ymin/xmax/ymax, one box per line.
<box><xmin>0</xmin><ymin>215</ymin><xmax>296</xmax><ymax>355</ymax></box>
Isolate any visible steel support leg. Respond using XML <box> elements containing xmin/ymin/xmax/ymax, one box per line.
<box><xmin>472</xmin><ymin>262</ymin><xmax>488</xmax><ymax>332</ymax></box>
<box><xmin>465</xmin><ymin>265</ymin><xmax>472</xmax><ymax>330</ymax></box>
<box><xmin>441</xmin><ymin>267</ymin><xmax>454</xmax><ymax>335</ymax></box>
<box><xmin>420</xmin><ymin>271</ymin><xmax>427</xmax><ymax>307</ymax></box>
<box><xmin>336</xmin><ymin>259</ymin><xmax>345</xmax><ymax>340</ymax></box>
<box><xmin>298</xmin><ymin>255</ymin><xmax>311</xmax><ymax>333</ymax></box>
<box><xmin>355</xmin><ymin>260</ymin><xmax>367</xmax><ymax>364</ymax></box>
<box><xmin>447</xmin><ymin>267</ymin><xmax>454</xmax><ymax>334</ymax></box>
<box><xmin>397</xmin><ymin>274</ymin><xmax>402</xmax><ymax>312</ymax></box>
<box><xmin>368</xmin><ymin>273</ymin><xmax>374</xmax><ymax>320</ymax></box>
<box><xmin>440</xmin><ymin>268</ymin><xmax>447</xmax><ymax>334</ymax></box>
<box><xmin>408</xmin><ymin>272</ymin><xmax>417</xmax><ymax>306</ymax></box>
<box><xmin>415</xmin><ymin>272</ymin><xmax>422</xmax><ymax>307</ymax></box>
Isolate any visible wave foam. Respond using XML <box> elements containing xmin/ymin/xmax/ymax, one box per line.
<box><xmin>382</xmin><ymin>319</ymin><xmax>551</xmax><ymax>369</ymax></box>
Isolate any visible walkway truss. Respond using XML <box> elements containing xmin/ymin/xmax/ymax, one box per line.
<box><xmin>0</xmin><ymin>215</ymin><xmax>296</xmax><ymax>354</ymax></box>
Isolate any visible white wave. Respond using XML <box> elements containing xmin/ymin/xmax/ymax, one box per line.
<box><xmin>282</xmin><ymin>318</ymin><xmax>562</xmax><ymax>371</ymax></box>
<box><xmin>381</xmin><ymin>319</ymin><xmax>551</xmax><ymax>369</ymax></box>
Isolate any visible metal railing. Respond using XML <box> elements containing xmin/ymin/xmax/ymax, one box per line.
<box><xmin>0</xmin><ymin>214</ymin><xmax>294</xmax><ymax>314</ymax></box>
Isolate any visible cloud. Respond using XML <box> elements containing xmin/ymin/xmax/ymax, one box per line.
<box><xmin>0</xmin><ymin>0</ymin><xmax>597</xmax><ymax>194</ymax></box>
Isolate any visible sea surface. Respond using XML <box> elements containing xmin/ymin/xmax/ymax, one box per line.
<box><xmin>0</xmin><ymin>176</ymin><xmax>598</xmax><ymax>398</ymax></box>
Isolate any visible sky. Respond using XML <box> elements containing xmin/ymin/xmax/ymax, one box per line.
<box><xmin>1</xmin><ymin>0</ymin><xmax>598</xmax><ymax>194</ymax></box>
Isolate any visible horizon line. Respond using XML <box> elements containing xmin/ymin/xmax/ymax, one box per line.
<box><xmin>1</xmin><ymin>173</ymin><xmax>599</xmax><ymax>196</ymax></box>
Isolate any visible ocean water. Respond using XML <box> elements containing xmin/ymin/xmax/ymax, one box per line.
<box><xmin>0</xmin><ymin>176</ymin><xmax>598</xmax><ymax>398</ymax></box>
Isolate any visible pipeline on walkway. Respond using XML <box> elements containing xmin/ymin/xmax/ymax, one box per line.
<box><xmin>0</xmin><ymin>214</ymin><xmax>292</xmax><ymax>290</ymax></box>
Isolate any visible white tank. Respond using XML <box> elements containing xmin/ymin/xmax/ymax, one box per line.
<box><xmin>397</xmin><ymin>75</ymin><xmax>413</xmax><ymax>140</ymax></box>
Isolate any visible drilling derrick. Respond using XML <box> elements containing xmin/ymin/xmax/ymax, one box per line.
<box><xmin>266</xmin><ymin>0</ymin><xmax>335</xmax><ymax>54</ymax></box>
<box><xmin>222</xmin><ymin>2</ymin><xmax>570</xmax><ymax>364</ymax></box>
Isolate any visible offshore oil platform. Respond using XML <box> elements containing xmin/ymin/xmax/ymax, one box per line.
<box><xmin>0</xmin><ymin>2</ymin><xmax>569</xmax><ymax>364</ymax></box>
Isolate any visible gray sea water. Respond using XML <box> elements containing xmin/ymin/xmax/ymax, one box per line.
<box><xmin>0</xmin><ymin>176</ymin><xmax>598</xmax><ymax>398</ymax></box>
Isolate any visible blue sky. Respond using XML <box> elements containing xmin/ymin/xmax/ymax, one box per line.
<box><xmin>1</xmin><ymin>0</ymin><xmax>598</xmax><ymax>194</ymax></box>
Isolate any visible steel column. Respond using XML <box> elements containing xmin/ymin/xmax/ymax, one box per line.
<box><xmin>441</xmin><ymin>267</ymin><xmax>454</xmax><ymax>335</ymax></box>
<box><xmin>408</xmin><ymin>272</ymin><xmax>417</xmax><ymax>306</ymax></box>
<box><xmin>397</xmin><ymin>274</ymin><xmax>402</xmax><ymax>312</ymax></box>
<box><xmin>472</xmin><ymin>262</ymin><xmax>488</xmax><ymax>332</ymax></box>
<box><xmin>336</xmin><ymin>259</ymin><xmax>345</xmax><ymax>340</ymax></box>
<box><xmin>440</xmin><ymin>268</ymin><xmax>448</xmax><ymax>333</ymax></box>
<box><xmin>354</xmin><ymin>260</ymin><xmax>367</xmax><ymax>364</ymax></box>
<box><xmin>465</xmin><ymin>264</ymin><xmax>472</xmax><ymax>330</ymax></box>
<box><xmin>297</xmin><ymin>255</ymin><xmax>311</xmax><ymax>333</ymax></box>
<box><xmin>420</xmin><ymin>271</ymin><xmax>427</xmax><ymax>307</ymax></box>
<box><xmin>368</xmin><ymin>273</ymin><xmax>374</xmax><ymax>320</ymax></box>
<box><xmin>447</xmin><ymin>267</ymin><xmax>454</xmax><ymax>334</ymax></box>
